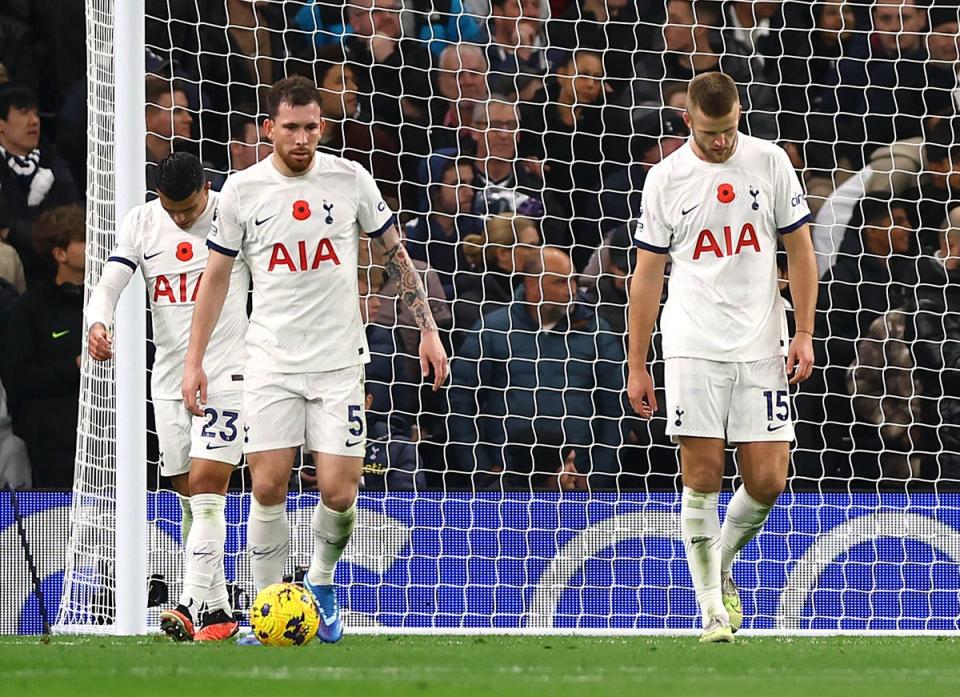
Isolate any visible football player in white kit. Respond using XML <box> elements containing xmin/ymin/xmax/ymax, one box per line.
<box><xmin>181</xmin><ymin>76</ymin><xmax>448</xmax><ymax>644</ymax></box>
<box><xmin>627</xmin><ymin>73</ymin><xmax>817</xmax><ymax>642</ymax></box>
<box><xmin>87</xmin><ymin>153</ymin><xmax>250</xmax><ymax>642</ymax></box>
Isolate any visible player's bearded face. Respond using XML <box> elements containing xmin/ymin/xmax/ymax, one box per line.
<box><xmin>685</xmin><ymin>104</ymin><xmax>740</xmax><ymax>164</ymax></box>
<box><xmin>266</xmin><ymin>102</ymin><xmax>324</xmax><ymax>173</ymax></box>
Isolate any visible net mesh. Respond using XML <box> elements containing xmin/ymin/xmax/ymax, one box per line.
<box><xmin>58</xmin><ymin>0</ymin><xmax>960</xmax><ymax>633</ymax></box>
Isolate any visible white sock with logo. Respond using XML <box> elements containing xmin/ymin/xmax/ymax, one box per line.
<box><xmin>248</xmin><ymin>499</ymin><xmax>290</xmax><ymax>592</ymax></box>
<box><xmin>306</xmin><ymin>502</ymin><xmax>356</xmax><ymax>587</ymax></box>
<box><xmin>179</xmin><ymin>494</ymin><xmax>227</xmax><ymax>617</ymax></box>
<box><xmin>681</xmin><ymin>487</ymin><xmax>728</xmax><ymax>625</ymax></box>
<box><xmin>721</xmin><ymin>487</ymin><xmax>773</xmax><ymax>575</ymax></box>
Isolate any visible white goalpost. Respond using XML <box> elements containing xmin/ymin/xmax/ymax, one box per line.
<box><xmin>53</xmin><ymin>0</ymin><xmax>960</xmax><ymax>636</ymax></box>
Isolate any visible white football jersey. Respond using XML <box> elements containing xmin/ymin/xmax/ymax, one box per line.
<box><xmin>207</xmin><ymin>153</ymin><xmax>393</xmax><ymax>373</ymax></box>
<box><xmin>109</xmin><ymin>193</ymin><xmax>250</xmax><ymax>398</ymax></box>
<box><xmin>635</xmin><ymin>133</ymin><xmax>811</xmax><ymax>362</ymax></box>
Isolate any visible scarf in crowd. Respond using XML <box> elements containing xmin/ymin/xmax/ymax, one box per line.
<box><xmin>0</xmin><ymin>145</ymin><xmax>54</xmax><ymax>207</ymax></box>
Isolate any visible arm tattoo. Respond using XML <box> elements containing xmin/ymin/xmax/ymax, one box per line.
<box><xmin>375</xmin><ymin>231</ymin><xmax>438</xmax><ymax>332</ymax></box>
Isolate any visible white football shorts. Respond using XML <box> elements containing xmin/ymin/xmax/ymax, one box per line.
<box><xmin>663</xmin><ymin>356</ymin><xmax>794</xmax><ymax>444</ymax></box>
<box><xmin>243</xmin><ymin>363</ymin><xmax>366</xmax><ymax>457</ymax></box>
<box><xmin>154</xmin><ymin>389</ymin><xmax>245</xmax><ymax>478</ymax></box>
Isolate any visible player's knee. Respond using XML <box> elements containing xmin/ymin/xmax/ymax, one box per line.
<box><xmin>252</xmin><ymin>481</ymin><xmax>288</xmax><ymax>507</ymax></box>
<box><xmin>746</xmin><ymin>473</ymin><xmax>786</xmax><ymax>506</ymax></box>
<box><xmin>320</xmin><ymin>486</ymin><xmax>358</xmax><ymax>513</ymax></box>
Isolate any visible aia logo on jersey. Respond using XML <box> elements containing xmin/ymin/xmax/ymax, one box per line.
<box><xmin>693</xmin><ymin>223</ymin><xmax>760</xmax><ymax>260</ymax></box>
<box><xmin>268</xmin><ymin>239</ymin><xmax>341</xmax><ymax>271</ymax></box>
<box><xmin>292</xmin><ymin>200</ymin><xmax>311</xmax><ymax>221</ymax></box>
<box><xmin>154</xmin><ymin>272</ymin><xmax>201</xmax><ymax>304</ymax></box>
<box><xmin>176</xmin><ymin>241</ymin><xmax>193</xmax><ymax>261</ymax></box>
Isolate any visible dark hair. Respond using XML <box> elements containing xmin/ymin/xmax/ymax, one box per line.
<box><xmin>34</xmin><ymin>205</ymin><xmax>86</xmax><ymax>259</ymax></box>
<box><xmin>229</xmin><ymin>108</ymin><xmax>260</xmax><ymax>143</ymax></box>
<box><xmin>155</xmin><ymin>152</ymin><xmax>205</xmax><ymax>201</ymax></box>
<box><xmin>265</xmin><ymin>76</ymin><xmax>322</xmax><ymax>119</ymax></box>
<box><xmin>687</xmin><ymin>72</ymin><xmax>740</xmax><ymax>118</ymax></box>
<box><xmin>311</xmin><ymin>45</ymin><xmax>349</xmax><ymax>87</ymax></box>
<box><xmin>145</xmin><ymin>77</ymin><xmax>186</xmax><ymax>109</ymax></box>
<box><xmin>852</xmin><ymin>194</ymin><xmax>893</xmax><ymax>231</ymax></box>
<box><xmin>0</xmin><ymin>82</ymin><xmax>38</xmax><ymax>120</ymax></box>
<box><xmin>925</xmin><ymin>117</ymin><xmax>960</xmax><ymax>164</ymax></box>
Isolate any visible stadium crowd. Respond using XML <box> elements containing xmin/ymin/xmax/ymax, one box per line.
<box><xmin>0</xmin><ymin>0</ymin><xmax>957</xmax><ymax>492</ymax></box>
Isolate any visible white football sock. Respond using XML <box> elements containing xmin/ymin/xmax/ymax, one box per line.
<box><xmin>178</xmin><ymin>494</ymin><xmax>193</xmax><ymax>545</ymax></box>
<box><xmin>248</xmin><ymin>499</ymin><xmax>289</xmax><ymax>592</ymax></box>
<box><xmin>721</xmin><ymin>486</ymin><xmax>773</xmax><ymax>575</ymax></box>
<box><xmin>681</xmin><ymin>487</ymin><xmax>727</xmax><ymax>625</ymax></box>
<box><xmin>178</xmin><ymin>494</ymin><xmax>227</xmax><ymax>616</ymax></box>
<box><xmin>306</xmin><ymin>501</ymin><xmax>356</xmax><ymax>586</ymax></box>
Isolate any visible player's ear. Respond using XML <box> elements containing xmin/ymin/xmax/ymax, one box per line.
<box><xmin>263</xmin><ymin>118</ymin><xmax>275</xmax><ymax>141</ymax></box>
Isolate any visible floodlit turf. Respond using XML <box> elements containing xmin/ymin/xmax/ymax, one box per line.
<box><xmin>1</xmin><ymin>634</ymin><xmax>959</xmax><ymax>697</ymax></box>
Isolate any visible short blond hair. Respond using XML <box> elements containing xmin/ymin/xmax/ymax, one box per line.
<box><xmin>687</xmin><ymin>72</ymin><xmax>739</xmax><ymax>118</ymax></box>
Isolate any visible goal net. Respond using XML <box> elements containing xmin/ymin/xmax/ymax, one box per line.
<box><xmin>55</xmin><ymin>0</ymin><xmax>960</xmax><ymax>635</ymax></box>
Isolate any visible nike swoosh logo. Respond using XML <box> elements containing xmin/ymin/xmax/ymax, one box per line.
<box><xmin>205</xmin><ymin>443</ymin><xmax>230</xmax><ymax>450</ymax></box>
<box><xmin>255</xmin><ymin>213</ymin><xmax>277</xmax><ymax>226</ymax></box>
<box><xmin>144</xmin><ymin>251</ymin><xmax>163</xmax><ymax>260</ymax></box>
<box><xmin>51</xmin><ymin>330</ymin><xmax>70</xmax><ymax>339</ymax></box>
<box><xmin>322</xmin><ymin>610</ymin><xmax>339</xmax><ymax>625</ymax></box>
<box><xmin>681</xmin><ymin>204</ymin><xmax>700</xmax><ymax>216</ymax></box>
<box><xmin>766</xmin><ymin>424</ymin><xmax>787</xmax><ymax>432</ymax></box>
<box><xmin>344</xmin><ymin>439</ymin><xmax>363</xmax><ymax>448</ymax></box>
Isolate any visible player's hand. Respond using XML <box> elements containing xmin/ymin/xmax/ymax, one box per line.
<box><xmin>627</xmin><ymin>367</ymin><xmax>657</xmax><ymax>419</ymax></box>
<box><xmin>181</xmin><ymin>363</ymin><xmax>208</xmax><ymax>416</ymax></box>
<box><xmin>420</xmin><ymin>329</ymin><xmax>448</xmax><ymax>391</ymax></box>
<box><xmin>786</xmin><ymin>332</ymin><xmax>814</xmax><ymax>385</ymax></box>
<box><xmin>87</xmin><ymin>323</ymin><xmax>113</xmax><ymax>361</ymax></box>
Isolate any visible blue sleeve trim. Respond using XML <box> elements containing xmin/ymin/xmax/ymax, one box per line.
<box><xmin>633</xmin><ymin>238</ymin><xmax>670</xmax><ymax>254</ymax></box>
<box><xmin>367</xmin><ymin>214</ymin><xmax>396</xmax><ymax>239</ymax></box>
<box><xmin>778</xmin><ymin>213</ymin><xmax>811</xmax><ymax>235</ymax></box>
<box><xmin>107</xmin><ymin>256</ymin><xmax>137</xmax><ymax>271</ymax></box>
<box><xmin>206</xmin><ymin>239</ymin><xmax>239</xmax><ymax>257</ymax></box>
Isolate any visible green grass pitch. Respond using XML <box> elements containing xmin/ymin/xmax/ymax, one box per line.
<box><xmin>2</xmin><ymin>635</ymin><xmax>959</xmax><ymax>696</ymax></box>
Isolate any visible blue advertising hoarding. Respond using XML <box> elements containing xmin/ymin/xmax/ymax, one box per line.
<box><xmin>3</xmin><ymin>492</ymin><xmax>959</xmax><ymax>634</ymax></box>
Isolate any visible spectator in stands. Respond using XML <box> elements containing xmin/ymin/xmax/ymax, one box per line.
<box><xmin>311</xmin><ymin>51</ymin><xmax>404</xmax><ymax>209</ymax></box>
<box><xmin>768</xmin><ymin>0</ymin><xmax>858</xmax><ymax>122</ymax></box>
<box><xmin>816</xmin><ymin>196</ymin><xmax>917</xmax><ymax>379</ymax></box>
<box><xmin>196</xmin><ymin>0</ymin><xmax>303</xmax><ymax>153</ymax></box>
<box><xmin>227</xmin><ymin>110</ymin><xmax>272</xmax><ymax>173</ymax></box>
<box><xmin>519</xmin><ymin>49</ymin><xmax>631</xmax><ymax>267</ymax></box>
<box><xmin>912</xmin><ymin>211</ymin><xmax>960</xmax><ymax>481</ymax></box>
<box><xmin>405</xmin><ymin>153</ymin><xmax>482</xmax><ymax>298</ymax></box>
<box><xmin>486</xmin><ymin>0</ymin><xmax>548</xmax><ymax>101</ymax></box>
<box><xmin>720</xmin><ymin>1</ymin><xmax>783</xmax><ymax>71</ymax></box>
<box><xmin>447</xmin><ymin>247</ymin><xmax>624</xmax><ymax>490</ymax></box>
<box><xmin>2</xmin><ymin>205</ymin><xmax>84</xmax><ymax>489</ymax></box>
<box><xmin>0</xmin><ymin>82</ymin><xmax>79</xmax><ymax>287</ymax></box>
<box><xmin>901</xmin><ymin>118</ymin><xmax>960</xmax><ymax>250</ymax></box>
<box><xmin>468</xmin><ymin>95</ymin><xmax>544</xmax><ymax>217</ymax></box>
<box><xmin>817</xmin><ymin>0</ymin><xmax>927</xmax><ymax>161</ymax></box>
<box><xmin>629</xmin><ymin>0</ymin><xmax>775</xmax><ymax>137</ymax></box>
<box><xmin>145</xmin><ymin>78</ymin><xmax>193</xmax><ymax>190</ymax></box>
<box><xmin>428</xmin><ymin>43</ymin><xmax>491</xmax><ymax>154</ymax></box>
<box><xmin>343</xmin><ymin>0</ymin><xmax>432</xmax><ymax>139</ymax></box>
<box><xmin>0</xmin><ymin>195</ymin><xmax>24</xmax><ymax>293</ymax></box>
<box><xmin>578</xmin><ymin>109</ymin><xmax>688</xmax><ymax>242</ymax></box>
<box><xmin>453</xmin><ymin>213</ymin><xmax>540</xmax><ymax>347</ymax></box>
<box><xmin>922</xmin><ymin>8</ymin><xmax>960</xmax><ymax>130</ymax></box>
<box><xmin>545</xmin><ymin>0</ymin><xmax>657</xmax><ymax>101</ymax></box>
<box><xmin>580</xmin><ymin>221</ymin><xmax>636</xmax><ymax>337</ymax></box>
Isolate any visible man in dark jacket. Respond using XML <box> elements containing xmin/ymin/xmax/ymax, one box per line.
<box><xmin>447</xmin><ymin>247</ymin><xmax>625</xmax><ymax>489</ymax></box>
<box><xmin>0</xmin><ymin>82</ymin><xmax>80</xmax><ymax>287</ymax></box>
<box><xmin>912</xmin><ymin>220</ymin><xmax>960</xmax><ymax>481</ymax></box>
<box><xmin>2</xmin><ymin>204</ymin><xmax>84</xmax><ymax>488</ymax></box>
